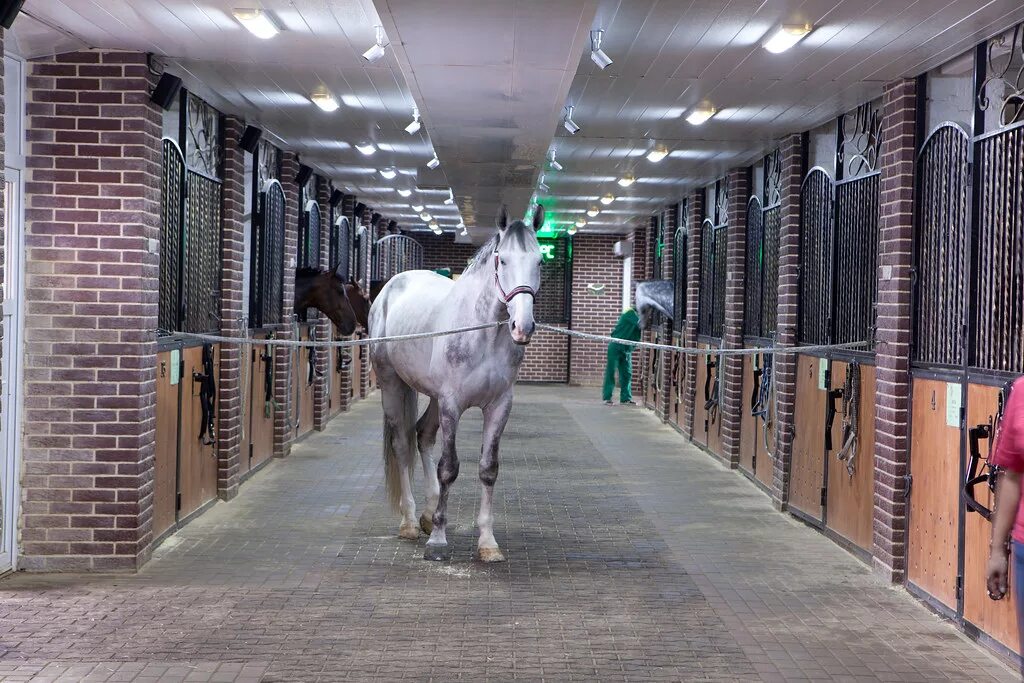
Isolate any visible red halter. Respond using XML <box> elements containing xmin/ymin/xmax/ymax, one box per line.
<box><xmin>493</xmin><ymin>252</ymin><xmax>536</xmax><ymax>303</ymax></box>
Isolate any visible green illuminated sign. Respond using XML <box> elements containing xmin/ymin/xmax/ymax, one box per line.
<box><xmin>539</xmin><ymin>243</ymin><xmax>556</xmax><ymax>261</ymax></box>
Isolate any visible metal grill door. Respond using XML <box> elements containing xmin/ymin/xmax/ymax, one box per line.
<box><xmin>159</xmin><ymin>139</ymin><xmax>186</xmax><ymax>333</ymax></box>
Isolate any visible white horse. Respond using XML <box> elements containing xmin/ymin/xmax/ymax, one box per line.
<box><xmin>369</xmin><ymin>205</ymin><xmax>544</xmax><ymax>561</ymax></box>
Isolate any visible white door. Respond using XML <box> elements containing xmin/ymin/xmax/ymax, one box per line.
<box><xmin>0</xmin><ymin>169</ymin><xmax>23</xmax><ymax>573</ymax></box>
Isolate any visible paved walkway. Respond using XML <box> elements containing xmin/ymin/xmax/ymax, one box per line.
<box><xmin>0</xmin><ymin>386</ymin><xmax>1015</xmax><ymax>682</ymax></box>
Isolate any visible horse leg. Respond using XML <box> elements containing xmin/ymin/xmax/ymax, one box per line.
<box><xmin>424</xmin><ymin>401</ymin><xmax>461</xmax><ymax>561</ymax></box>
<box><xmin>416</xmin><ymin>397</ymin><xmax>441</xmax><ymax>534</ymax></box>
<box><xmin>380</xmin><ymin>376</ymin><xmax>420</xmax><ymax>540</ymax></box>
<box><xmin>477</xmin><ymin>394</ymin><xmax>512</xmax><ymax>563</ymax></box>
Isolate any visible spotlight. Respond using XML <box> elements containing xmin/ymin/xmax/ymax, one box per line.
<box><xmin>310</xmin><ymin>85</ymin><xmax>339</xmax><ymax>112</ymax></box>
<box><xmin>563</xmin><ymin>106</ymin><xmax>581</xmax><ymax>135</ymax></box>
<box><xmin>429</xmin><ymin>220</ymin><xmax>439</xmax><ymax>230</ymax></box>
<box><xmin>538</xmin><ymin>176</ymin><xmax>550</xmax><ymax>193</ymax></box>
<box><xmin>575</xmin><ymin>218</ymin><xmax>587</xmax><ymax>228</ymax></box>
<box><xmin>686</xmin><ymin>105</ymin><xmax>716</xmax><ymax>125</ymax></box>
<box><xmin>426</xmin><ymin>155</ymin><xmax>440</xmax><ymax>169</ymax></box>
<box><xmin>590</xmin><ymin>29</ymin><xmax>612</xmax><ymax>70</ymax></box>
<box><xmin>405</xmin><ymin>107</ymin><xmax>422</xmax><ymax>134</ymax></box>
<box><xmin>458</xmin><ymin>222</ymin><xmax>467</xmax><ymax>236</ymax></box>
<box><xmin>444</xmin><ymin>190</ymin><xmax>455</xmax><ymax>205</ymax></box>
<box><xmin>362</xmin><ymin>25</ymin><xmax>388</xmax><ymax>62</ymax></box>
<box><xmin>355</xmin><ymin>142</ymin><xmax>376</xmax><ymax>156</ymax></box>
<box><xmin>568</xmin><ymin>225</ymin><xmax>578</xmax><ymax>236</ymax></box>
<box><xmin>379</xmin><ymin>167</ymin><xmax>397</xmax><ymax>180</ymax></box>
<box><xmin>397</xmin><ymin>188</ymin><xmax>412</xmax><ymax>197</ymax></box>
<box><xmin>617</xmin><ymin>172</ymin><xmax>636</xmax><ymax>187</ymax></box>
<box><xmin>587</xmin><ymin>206</ymin><xmax>600</xmax><ymax>218</ymax></box>
<box><xmin>549</xmin><ymin>151</ymin><xmax>563</xmax><ymax>172</ymax></box>
<box><xmin>420</xmin><ymin>211</ymin><xmax>432</xmax><ymax>221</ymax></box>
<box><xmin>233</xmin><ymin>8</ymin><xmax>279</xmax><ymax>39</ymax></box>
<box><xmin>412</xmin><ymin>204</ymin><xmax>424</xmax><ymax>212</ymax></box>
<box><xmin>763</xmin><ymin>24</ymin><xmax>813</xmax><ymax>54</ymax></box>
<box><xmin>647</xmin><ymin>144</ymin><xmax>669</xmax><ymax>163</ymax></box>
<box><xmin>600</xmin><ymin>193</ymin><xmax>615</xmax><ymax>205</ymax></box>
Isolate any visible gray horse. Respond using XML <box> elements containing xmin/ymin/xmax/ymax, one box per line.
<box><xmin>369</xmin><ymin>205</ymin><xmax>545</xmax><ymax>562</ymax></box>
<box><xmin>635</xmin><ymin>279</ymin><xmax>674</xmax><ymax>330</ymax></box>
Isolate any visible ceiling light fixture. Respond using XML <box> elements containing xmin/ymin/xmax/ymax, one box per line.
<box><xmin>397</xmin><ymin>188</ymin><xmax>412</xmax><ymax>197</ymax></box>
<box><xmin>412</xmin><ymin>203</ymin><xmax>424</xmax><ymax>212</ymax></box>
<box><xmin>686</xmin><ymin>105</ymin><xmax>717</xmax><ymax>126</ymax></box>
<box><xmin>355</xmin><ymin>142</ymin><xmax>376</xmax><ymax>156</ymax></box>
<box><xmin>575</xmin><ymin>218</ymin><xmax>587</xmax><ymax>228</ymax></box>
<box><xmin>420</xmin><ymin>211</ymin><xmax>432</xmax><ymax>221</ymax></box>
<box><xmin>617</xmin><ymin>172</ymin><xmax>636</xmax><ymax>187</ymax></box>
<box><xmin>538</xmin><ymin>175</ymin><xmax>550</xmax><ymax>193</ymax></box>
<box><xmin>310</xmin><ymin>85</ymin><xmax>339</xmax><ymax>112</ymax></box>
<box><xmin>405</xmin><ymin>106</ymin><xmax>422</xmax><ymax>134</ymax></box>
<box><xmin>762</xmin><ymin>23</ymin><xmax>813</xmax><ymax>54</ymax></box>
<box><xmin>460</xmin><ymin>225</ymin><xmax>468</xmax><ymax>236</ymax></box>
<box><xmin>429</xmin><ymin>220</ymin><xmax>439</xmax><ymax>229</ymax></box>
<box><xmin>233</xmin><ymin>8</ymin><xmax>279</xmax><ymax>39</ymax></box>
<box><xmin>563</xmin><ymin>106</ymin><xmax>581</xmax><ymax>135</ymax></box>
<box><xmin>587</xmin><ymin>206</ymin><xmax>600</xmax><ymax>217</ymax></box>
<box><xmin>567</xmin><ymin>225</ymin><xmax>578</xmax><ymax>236</ymax></box>
<box><xmin>379</xmin><ymin>167</ymin><xmax>397</xmax><ymax>180</ymax></box>
<box><xmin>590</xmin><ymin>29</ymin><xmax>612</xmax><ymax>70</ymax></box>
<box><xmin>549</xmin><ymin>151</ymin><xmax>563</xmax><ymax>171</ymax></box>
<box><xmin>647</xmin><ymin>143</ymin><xmax>669</xmax><ymax>163</ymax></box>
<box><xmin>426</xmin><ymin>155</ymin><xmax>440</xmax><ymax>169</ymax></box>
<box><xmin>444</xmin><ymin>190</ymin><xmax>455</xmax><ymax>205</ymax></box>
<box><xmin>600</xmin><ymin>193</ymin><xmax>615</xmax><ymax>205</ymax></box>
<box><xmin>362</xmin><ymin>25</ymin><xmax>388</xmax><ymax>62</ymax></box>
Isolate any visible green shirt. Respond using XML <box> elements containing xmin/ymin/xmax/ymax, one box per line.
<box><xmin>610</xmin><ymin>308</ymin><xmax>641</xmax><ymax>342</ymax></box>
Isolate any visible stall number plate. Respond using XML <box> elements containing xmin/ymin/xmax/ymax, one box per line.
<box><xmin>170</xmin><ymin>349</ymin><xmax>180</xmax><ymax>385</ymax></box>
<box><xmin>946</xmin><ymin>382</ymin><xmax>961</xmax><ymax>428</ymax></box>
<box><xmin>818</xmin><ymin>358</ymin><xmax>828</xmax><ymax>391</ymax></box>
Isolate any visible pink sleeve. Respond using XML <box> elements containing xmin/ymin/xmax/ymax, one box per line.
<box><xmin>991</xmin><ymin>378</ymin><xmax>1024</xmax><ymax>471</ymax></box>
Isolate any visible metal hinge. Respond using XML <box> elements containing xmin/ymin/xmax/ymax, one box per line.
<box><xmin>820</xmin><ymin>486</ymin><xmax>828</xmax><ymax>507</ymax></box>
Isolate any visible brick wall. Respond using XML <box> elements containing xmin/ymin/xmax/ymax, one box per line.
<box><xmin>719</xmin><ymin>169</ymin><xmax>750</xmax><ymax>468</ymax></box>
<box><xmin>273</xmin><ymin>152</ymin><xmax>299</xmax><ymax>457</ymax></box>
<box><xmin>569</xmin><ymin>235</ymin><xmax>624</xmax><ymax>387</ymax></box>
<box><xmin>771</xmin><ymin>133</ymin><xmax>805</xmax><ymax>509</ymax></box>
<box><xmin>312</xmin><ymin>176</ymin><xmax>331</xmax><ymax>432</ymax></box>
<box><xmin>22</xmin><ymin>51</ymin><xmax>161</xmax><ymax>570</ymax></box>
<box><xmin>419</xmin><ymin>232</ymin><xmax>477</xmax><ymax>272</ymax></box>
<box><xmin>657</xmin><ymin>205</ymin><xmax>677</xmax><ymax>421</ymax></box>
<box><xmin>216</xmin><ymin>115</ymin><xmax>245</xmax><ymax>501</ymax></box>
<box><xmin>681</xmin><ymin>191</ymin><xmax>706</xmax><ymax>438</ymax></box>
<box><xmin>873</xmin><ymin>78</ymin><xmax>917</xmax><ymax>583</ymax></box>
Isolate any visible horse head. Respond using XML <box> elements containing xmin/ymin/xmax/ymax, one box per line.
<box><xmin>294</xmin><ymin>267</ymin><xmax>370</xmax><ymax>336</ymax></box>
<box><xmin>494</xmin><ymin>204</ymin><xmax>545</xmax><ymax>345</ymax></box>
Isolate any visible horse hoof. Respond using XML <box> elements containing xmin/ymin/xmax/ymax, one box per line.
<box><xmin>477</xmin><ymin>546</ymin><xmax>506</xmax><ymax>563</ymax></box>
<box><xmin>423</xmin><ymin>542</ymin><xmax>450</xmax><ymax>561</ymax></box>
<box><xmin>398</xmin><ymin>522</ymin><xmax>420</xmax><ymax>540</ymax></box>
<box><xmin>419</xmin><ymin>513</ymin><xmax>433</xmax><ymax>535</ymax></box>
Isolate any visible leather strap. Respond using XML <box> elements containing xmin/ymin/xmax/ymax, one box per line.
<box><xmin>493</xmin><ymin>252</ymin><xmax>536</xmax><ymax>303</ymax></box>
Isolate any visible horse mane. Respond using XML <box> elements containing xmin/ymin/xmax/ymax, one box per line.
<box><xmin>464</xmin><ymin>221</ymin><xmax>533</xmax><ymax>274</ymax></box>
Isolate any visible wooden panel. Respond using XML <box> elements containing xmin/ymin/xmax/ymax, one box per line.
<box><xmin>668</xmin><ymin>348</ymin><xmax>684</xmax><ymax>428</ymax></box>
<box><xmin>963</xmin><ymin>382</ymin><xmax>1020</xmax><ymax>653</ymax></box>
<box><xmin>790</xmin><ymin>354</ymin><xmax>827</xmax><ymax>521</ymax></box>
<box><xmin>825</xmin><ymin>361</ymin><xmax>876</xmax><ymax>551</ymax></box>
<box><xmin>179</xmin><ymin>344</ymin><xmax>219</xmax><ymax>519</ymax></box>
<box><xmin>754</xmin><ymin>364</ymin><xmax>776</xmax><ymax>490</ymax></box>
<box><xmin>693</xmin><ymin>345</ymin><xmax>709</xmax><ymax>447</ymax></box>
<box><xmin>154</xmin><ymin>350</ymin><xmax>179</xmax><ymax>538</ymax></box>
<box><xmin>738</xmin><ymin>353</ymin><xmax>757</xmax><ymax>474</ymax></box>
<box><xmin>330</xmin><ymin>347</ymin><xmax>344</xmax><ymax>416</ymax></box>
<box><xmin>352</xmin><ymin>342</ymin><xmax>362</xmax><ymax>401</ymax></box>
<box><xmin>248</xmin><ymin>335</ymin><xmax>275</xmax><ymax>471</ymax></box>
<box><xmin>907</xmin><ymin>376</ymin><xmax>961</xmax><ymax>609</ymax></box>
<box><xmin>294</xmin><ymin>326</ymin><xmax>315</xmax><ymax>438</ymax></box>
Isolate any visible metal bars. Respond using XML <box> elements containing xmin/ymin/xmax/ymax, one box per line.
<box><xmin>672</xmin><ymin>203</ymin><xmax>688</xmax><ymax>334</ymax></box>
<box><xmin>159</xmin><ymin>139</ymin><xmax>185</xmax><ymax>334</ymax></box>
<box><xmin>762</xmin><ymin>205</ymin><xmax>780</xmax><ymax>337</ymax></box>
<box><xmin>300</xmin><ymin>200</ymin><xmax>322</xmax><ymax>270</ymax></box>
<box><xmin>372</xmin><ymin>234</ymin><xmax>423</xmax><ymax>281</ymax></box>
<box><xmin>250</xmin><ymin>180</ymin><xmax>286</xmax><ymax>328</ymax></box>
<box><xmin>833</xmin><ymin>173</ymin><xmax>880</xmax><ymax>347</ymax></box>
<box><xmin>798</xmin><ymin>169</ymin><xmax>835</xmax><ymax>345</ymax></box>
<box><xmin>330</xmin><ymin>215</ymin><xmax>352</xmax><ymax>280</ymax></box>
<box><xmin>744</xmin><ymin>197</ymin><xmax>765</xmax><ymax>338</ymax></box>
<box><xmin>183</xmin><ymin>172</ymin><xmax>222</xmax><ymax>334</ymax></box>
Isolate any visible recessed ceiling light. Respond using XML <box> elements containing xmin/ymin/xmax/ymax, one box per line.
<box><xmin>412</xmin><ymin>204</ymin><xmax>424</xmax><ymax>212</ymax></box>
<box><xmin>426</xmin><ymin>155</ymin><xmax>440</xmax><ymax>169</ymax></box>
<box><xmin>233</xmin><ymin>8</ymin><xmax>279</xmax><ymax>39</ymax></box>
<box><xmin>617</xmin><ymin>172</ymin><xmax>636</xmax><ymax>187</ymax></box>
<box><xmin>420</xmin><ymin>211</ymin><xmax>432</xmax><ymax>221</ymax></box>
<box><xmin>363</xmin><ymin>25</ymin><xmax>388</xmax><ymax>62</ymax></box>
<box><xmin>563</xmin><ymin>105</ymin><xmax>581</xmax><ymax>135</ymax></box>
<box><xmin>575</xmin><ymin>218</ymin><xmax>586</xmax><ymax>228</ymax></box>
<box><xmin>310</xmin><ymin>85</ymin><xmax>339</xmax><ymax>112</ymax></box>
<box><xmin>600</xmin><ymin>193</ymin><xmax>615</xmax><ymax>205</ymax></box>
<box><xmin>429</xmin><ymin>220</ymin><xmax>439</xmax><ymax>229</ymax></box>
<box><xmin>587</xmin><ymin>206</ymin><xmax>600</xmax><ymax>217</ymax></box>
<box><xmin>397</xmin><ymin>188</ymin><xmax>412</xmax><ymax>197</ymax></box>
<box><xmin>763</xmin><ymin>23</ymin><xmax>813</xmax><ymax>54</ymax></box>
<box><xmin>567</xmin><ymin>225</ymin><xmax>578</xmax><ymax>236</ymax></box>
<box><xmin>355</xmin><ymin>142</ymin><xmax>376</xmax><ymax>156</ymax></box>
<box><xmin>590</xmin><ymin>29</ymin><xmax>612</xmax><ymax>70</ymax></box>
<box><xmin>686</xmin><ymin>105</ymin><xmax>716</xmax><ymax>126</ymax></box>
<box><xmin>379</xmin><ymin>167</ymin><xmax>397</xmax><ymax>180</ymax></box>
<box><xmin>647</xmin><ymin>144</ymin><xmax>669</xmax><ymax>163</ymax></box>
<box><xmin>405</xmin><ymin>106</ymin><xmax>422</xmax><ymax>134</ymax></box>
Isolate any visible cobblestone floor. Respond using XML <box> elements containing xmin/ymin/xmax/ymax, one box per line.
<box><xmin>0</xmin><ymin>386</ymin><xmax>1015</xmax><ymax>682</ymax></box>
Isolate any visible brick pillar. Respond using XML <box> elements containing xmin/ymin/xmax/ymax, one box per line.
<box><xmin>719</xmin><ymin>169</ymin><xmax>750</xmax><ymax>468</ymax></box>
<box><xmin>338</xmin><ymin>194</ymin><xmax>356</xmax><ymax>411</ymax></box>
<box><xmin>873</xmin><ymin>78</ymin><xmax>918</xmax><ymax>583</ymax></box>
<box><xmin>313</xmin><ymin>176</ymin><xmax>331</xmax><ymax>430</ymax></box>
<box><xmin>681</xmin><ymin>191</ymin><xmax>706</xmax><ymax>438</ymax></box>
<box><xmin>216</xmin><ymin>116</ymin><xmax>246</xmax><ymax>500</ymax></box>
<box><xmin>658</xmin><ymin>204</ymin><xmax>677</xmax><ymax>422</ymax></box>
<box><xmin>23</xmin><ymin>52</ymin><xmax>161</xmax><ymax>570</ymax></box>
<box><xmin>273</xmin><ymin>152</ymin><xmax>300</xmax><ymax>458</ymax></box>
<box><xmin>771</xmin><ymin>133</ymin><xmax>806</xmax><ymax>509</ymax></box>
<box><xmin>631</xmin><ymin>221</ymin><xmax>649</xmax><ymax>399</ymax></box>
<box><xmin>360</xmin><ymin>206</ymin><xmax>372</xmax><ymax>398</ymax></box>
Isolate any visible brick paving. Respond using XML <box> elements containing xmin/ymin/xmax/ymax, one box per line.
<box><xmin>0</xmin><ymin>386</ymin><xmax>1015</xmax><ymax>682</ymax></box>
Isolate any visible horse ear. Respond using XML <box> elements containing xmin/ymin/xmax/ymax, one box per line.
<box><xmin>329</xmin><ymin>260</ymin><xmax>341</xmax><ymax>278</ymax></box>
<box><xmin>533</xmin><ymin>204</ymin><xmax>545</xmax><ymax>231</ymax></box>
<box><xmin>496</xmin><ymin>205</ymin><xmax>509</xmax><ymax>232</ymax></box>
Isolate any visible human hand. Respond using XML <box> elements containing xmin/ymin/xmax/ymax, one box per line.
<box><xmin>987</xmin><ymin>547</ymin><xmax>1010</xmax><ymax>600</ymax></box>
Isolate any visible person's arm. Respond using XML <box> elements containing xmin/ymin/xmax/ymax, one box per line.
<box><xmin>987</xmin><ymin>469</ymin><xmax>1021</xmax><ymax>600</ymax></box>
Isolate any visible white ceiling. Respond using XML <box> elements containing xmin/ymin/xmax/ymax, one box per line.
<box><xmin>11</xmin><ymin>0</ymin><xmax>1024</xmax><ymax>236</ymax></box>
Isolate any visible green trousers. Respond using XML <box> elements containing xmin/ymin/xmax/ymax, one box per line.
<box><xmin>602</xmin><ymin>343</ymin><xmax>634</xmax><ymax>402</ymax></box>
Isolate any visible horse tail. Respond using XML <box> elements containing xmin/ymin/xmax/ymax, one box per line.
<box><xmin>383</xmin><ymin>385</ymin><xmax>418</xmax><ymax>512</ymax></box>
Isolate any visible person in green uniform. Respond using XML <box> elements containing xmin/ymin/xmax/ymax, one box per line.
<box><xmin>602</xmin><ymin>307</ymin><xmax>641</xmax><ymax>405</ymax></box>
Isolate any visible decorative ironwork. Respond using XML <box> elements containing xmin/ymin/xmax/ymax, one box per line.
<box><xmin>914</xmin><ymin>124</ymin><xmax>969</xmax><ymax>367</ymax></box>
<box><xmin>838</xmin><ymin>102</ymin><xmax>883</xmax><ymax>178</ymax></box>
<box><xmin>697</xmin><ymin>217</ymin><xmax>727</xmax><ymax>339</ymax></box>
<box><xmin>185</xmin><ymin>92</ymin><xmax>221</xmax><ymax>178</ymax></box>
<box><xmin>762</xmin><ymin>205</ymin><xmax>780</xmax><ymax>337</ymax></box>
<box><xmin>715</xmin><ymin>178</ymin><xmax>729</xmax><ymax>225</ymax></box>
<box><xmin>712</xmin><ymin>224</ymin><xmax>727</xmax><ymax>338</ymax></box>
<box><xmin>300</xmin><ymin>200</ymin><xmax>322</xmax><ymax>270</ymax></box>
<box><xmin>972</xmin><ymin>124</ymin><xmax>1024</xmax><ymax>373</ymax></box>
<box><xmin>159</xmin><ymin>139</ymin><xmax>185</xmax><ymax>334</ymax></box>
<box><xmin>764</xmin><ymin>148</ymin><xmax>783</xmax><ymax>207</ymax></box>
<box><xmin>373</xmin><ymin>234</ymin><xmax>424</xmax><ymax>281</ymax></box>
<box><xmin>672</xmin><ymin>199</ymin><xmax>688</xmax><ymax>334</ymax></box>
<box><xmin>833</xmin><ymin>173</ymin><xmax>880</xmax><ymax>347</ymax></box>
<box><xmin>250</xmin><ymin>180</ymin><xmax>286</xmax><ymax>328</ymax></box>
<box><xmin>978</xmin><ymin>23</ymin><xmax>1024</xmax><ymax>129</ymax></box>
<box><xmin>256</xmin><ymin>139</ymin><xmax>280</xmax><ymax>190</ymax></box>
<box><xmin>651</xmin><ymin>213</ymin><xmax>664</xmax><ymax>279</ymax></box>
<box><xmin>744</xmin><ymin>196</ymin><xmax>765</xmax><ymax>338</ymax></box>
<box><xmin>798</xmin><ymin>168</ymin><xmax>834</xmax><ymax>345</ymax></box>
<box><xmin>356</xmin><ymin>221</ymin><xmax>371</xmax><ymax>290</ymax></box>
<box><xmin>183</xmin><ymin>172</ymin><xmax>222</xmax><ymax>334</ymax></box>
<box><xmin>331</xmin><ymin>215</ymin><xmax>352</xmax><ymax>280</ymax></box>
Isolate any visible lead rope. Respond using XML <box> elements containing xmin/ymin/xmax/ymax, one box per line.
<box><xmin>836</xmin><ymin>361</ymin><xmax>861</xmax><ymax>475</ymax></box>
<box><xmin>195</xmin><ymin>343</ymin><xmax>217</xmax><ymax>446</ymax></box>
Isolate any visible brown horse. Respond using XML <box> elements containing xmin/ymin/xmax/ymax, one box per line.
<box><xmin>294</xmin><ymin>267</ymin><xmax>371</xmax><ymax>335</ymax></box>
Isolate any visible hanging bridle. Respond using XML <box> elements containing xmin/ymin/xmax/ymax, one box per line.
<box><xmin>493</xmin><ymin>252</ymin><xmax>536</xmax><ymax>304</ymax></box>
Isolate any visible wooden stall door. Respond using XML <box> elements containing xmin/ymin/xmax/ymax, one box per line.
<box><xmin>693</xmin><ymin>345</ymin><xmax>710</xmax><ymax>447</ymax></box>
<box><xmin>352</xmin><ymin>343</ymin><xmax>362</xmax><ymax>401</ymax></box>
<box><xmin>154</xmin><ymin>349</ymin><xmax>180</xmax><ymax>538</ymax></box>
<box><xmin>248</xmin><ymin>337</ymin><xmax>275</xmax><ymax>471</ymax></box>
<box><xmin>179</xmin><ymin>345</ymin><xmax>219</xmax><ymax>518</ymax></box>
<box><xmin>907</xmin><ymin>377</ymin><xmax>961</xmax><ymax>610</ymax></box>
<box><xmin>963</xmin><ymin>382</ymin><xmax>1020</xmax><ymax>653</ymax></box>
<box><xmin>789</xmin><ymin>354</ymin><xmax>827</xmax><ymax>521</ymax></box>
<box><xmin>330</xmin><ymin>347</ymin><xmax>344</xmax><ymax>416</ymax></box>
<box><xmin>738</xmin><ymin>353</ymin><xmax>757</xmax><ymax>475</ymax></box>
<box><xmin>824</xmin><ymin>361</ymin><xmax>876</xmax><ymax>551</ymax></box>
<box><xmin>294</xmin><ymin>327</ymin><xmax>315</xmax><ymax>438</ymax></box>
<box><xmin>754</xmin><ymin>392</ymin><xmax>776</xmax><ymax>490</ymax></box>
<box><xmin>669</xmin><ymin>349</ymin><xmax>684</xmax><ymax>429</ymax></box>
